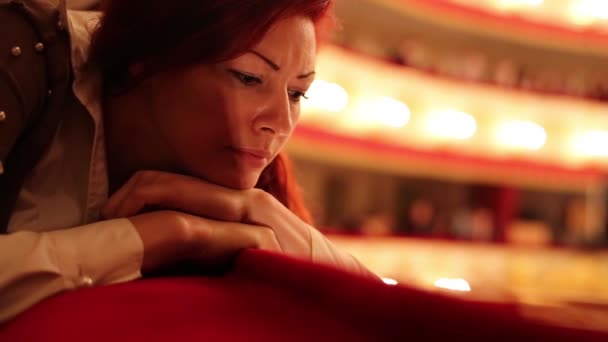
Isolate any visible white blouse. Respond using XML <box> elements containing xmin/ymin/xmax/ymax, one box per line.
<box><xmin>2</xmin><ymin>10</ymin><xmax>143</xmax><ymax>323</ymax></box>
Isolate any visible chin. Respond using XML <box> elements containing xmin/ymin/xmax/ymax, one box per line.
<box><xmin>209</xmin><ymin>171</ymin><xmax>260</xmax><ymax>190</ymax></box>
<box><xmin>185</xmin><ymin>161</ymin><xmax>262</xmax><ymax>190</ymax></box>
<box><xmin>225</xmin><ymin>178</ymin><xmax>257</xmax><ymax>190</ymax></box>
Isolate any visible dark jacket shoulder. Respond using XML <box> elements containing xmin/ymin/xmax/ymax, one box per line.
<box><xmin>0</xmin><ymin>0</ymin><xmax>73</xmax><ymax>232</ymax></box>
<box><xmin>0</xmin><ymin>0</ymin><xmax>50</xmax><ymax>166</ymax></box>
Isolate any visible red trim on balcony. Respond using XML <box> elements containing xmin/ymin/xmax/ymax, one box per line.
<box><xmin>293</xmin><ymin>124</ymin><xmax>605</xmax><ymax>183</ymax></box>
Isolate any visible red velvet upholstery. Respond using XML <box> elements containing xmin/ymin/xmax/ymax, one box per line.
<box><xmin>1</xmin><ymin>249</ymin><xmax>605</xmax><ymax>341</ymax></box>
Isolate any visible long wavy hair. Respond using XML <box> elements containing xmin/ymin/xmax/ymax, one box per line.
<box><xmin>89</xmin><ymin>0</ymin><xmax>335</xmax><ymax>224</ymax></box>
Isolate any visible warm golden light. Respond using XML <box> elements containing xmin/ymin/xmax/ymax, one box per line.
<box><xmin>446</xmin><ymin>0</ymin><xmax>608</xmax><ymax>33</ymax></box>
<box><xmin>302</xmin><ymin>80</ymin><xmax>349</xmax><ymax>114</ymax></box>
<box><xmin>352</xmin><ymin>97</ymin><xmax>411</xmax><ymax>129</ymax></box>
<box><xmin>425</xmin><ymin>110</ymin><xmax>477</xmax><ymax>140</ymax></box>
<box><xmin>296</xmin><ymin>46</ymin><xmax>608</xmax><ymax>170</ymax></box>
<box><xmin>569</xmin><ymin>0</ymin><xmax>608</xmax><ymax>25</ymax></box>
<box><xmin>572</xmin><ymin>130</ymin><xmax>608</xmax><ymax>157</ymax></box>
<box><xmin>434</xmin><ymin>278</ymin><xmax>472</xmax><ymax>292</ymax></box>
<box><xmin>381</xmin><ymin>277</ymin><xmax>399</xmax><ymax>286</ymax></box>
<box><xmin>494</xmin><ymin>0</ymin><xmax>544</xmax><ymax>10</ymax></box>
<box><xmin>496</xmin><ymin>120</ymin><xmax>547</xmax><ymax>151</ymax></box>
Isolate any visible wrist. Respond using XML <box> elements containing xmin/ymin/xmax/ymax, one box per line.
<box><xmin>244</xmin><ymin>188</ymin><xmax>277</xmax><ymax>221</ymax></box>
<box><xmin>128</xmin><ymin>210</ymin><xmax>195</xmax><ymax>272</ymax></box>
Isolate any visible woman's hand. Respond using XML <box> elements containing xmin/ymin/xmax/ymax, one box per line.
<box><xmin>102</xmin><ymin>170</ymin><xmax>313</xmax><ymax>259</ymax></box>
<box><xmin>102</xmin><ymin>170</ymin><xmax>249</xmax><ymax>223</ymax></box>
<box><xmin>127</xmin><ymin>210</ymin><xmax>282</xmax><ymax>273</ymax></box>
<box><xmin>104</xmin><ymin>171</ymin><xmax>376</xmax><ymax>278</ymax></box>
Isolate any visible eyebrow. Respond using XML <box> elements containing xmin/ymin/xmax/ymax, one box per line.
<box><xmin>249</xmin><ymin>50</ymin><xmax>315</xmax><ymax>79</ymax></box>
<box><xmin>297</xmin><ymin>71</ymin><xmax>316</xmax><ymax>79</ymax></box>
<box><xmin>250</xmin><ymin>50</ymin><xmax>280</xmax><ymax>70</ymax></box>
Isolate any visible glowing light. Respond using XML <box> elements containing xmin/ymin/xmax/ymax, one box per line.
<box><xmin>381</xmin><ymin>277</ymin><xmax>398</xmax><ymax>286</ymax></box>
<box><xmin>302</xmin><ymin>80</ymin><xmax>349</xmax><ymax>113</ymax></box>
<box><xmin>570</xmin><ymin>0</ymin><xmax>608</xmax><ymax>25</ymax></box>
<box><xmin>572</xmin><ymin>130</ymin><xmax>608</xmax><ymax>157</ymax></box>
<box><xmin>527</xmin><ymin>0</ymin><xmax>544</xmax><ymax>5</ymax></box>
<box><xmin>434</xmin><ymin>278</ymin><xmax>471</xmax><ymax>292</ymax></box>
<box><xmin>425</xmin><ymin>109</ymin><xmax>477</xmax><ymax>140</ymax></box>
<box><xmin>496</xmin><ymin>120</ymin><xmax>547</xmax><ymax>150</ymax></box>
<box><xmin>494</xmin><ymin>0</ymin><xmax>544</xmax><ymax>10</ymax></box>
<box><xmin>353</xmin><ymin>97</ymin><xmax>411</xmax><ymax>129</ymax></box>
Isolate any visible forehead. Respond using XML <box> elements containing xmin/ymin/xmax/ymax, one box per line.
<box><xmin>252</xmin><ymin>16</ymin><xmax>317</xmax><ymax>71</ymax></box>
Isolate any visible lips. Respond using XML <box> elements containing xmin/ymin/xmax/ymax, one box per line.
<box><xmin>229</xmin><ymin>146</ymin><xmax>272</xmax><ymax>168</ymax></box>
<box><xmin>233</xmin><ymin>147</ymin><xmax>273</xmax><ymax>159</ymax></box>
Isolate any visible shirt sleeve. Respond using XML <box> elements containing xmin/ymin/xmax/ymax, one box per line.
<box><xmin>309</xmin><ymin>228</ymin><xmax>379</xmax><ymax>280</ymax></box>
<box><xmin>0</xmin><ymin>218</ymin><xmax>144</xmax><ymax>323</ymax></box>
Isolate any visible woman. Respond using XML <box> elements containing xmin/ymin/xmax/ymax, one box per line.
<box><xmin>0</xmin><ymin>0</ymin><xmax>375</xmax><ymax>323</ymax></box>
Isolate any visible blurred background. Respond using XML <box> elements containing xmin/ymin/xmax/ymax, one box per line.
<box><xmin>69</xmin><ymin>0</ymin><xmax>608</xmax><ymax>329</ymax></box>
<box><xmin>291</xmin><ymin>0</ymin><xmax>608</xmax><ymax>323</ymax></box>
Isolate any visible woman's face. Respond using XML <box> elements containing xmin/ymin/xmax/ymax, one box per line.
<box><xmin>136</xmin><ymin>16</ymin><xmax>316</xmax><ymax>189</ymax></box>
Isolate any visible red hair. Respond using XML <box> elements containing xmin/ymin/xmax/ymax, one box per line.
<box><xmin>89</xmin><ymin>0</ymin><xmax>335</xmax><ymax>224</ymax></box>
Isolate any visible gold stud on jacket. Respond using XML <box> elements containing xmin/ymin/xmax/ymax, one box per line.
<box><xmin>10</xmin><ymin>46</ymin><xmax>21</xmax><ymax>57</ymax></box>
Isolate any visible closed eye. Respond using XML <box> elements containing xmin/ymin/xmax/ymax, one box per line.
<box><xmin>288</xmin><ymin>90</ymin><xmax>308</xmax><ymax>103</ymax></box>
<box><xmin>228</xmin><ymin>69</ymin><xmax>262</xmax><ymax>86</ymax></box>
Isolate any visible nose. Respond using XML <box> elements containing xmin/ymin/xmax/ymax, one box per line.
<box><xmin>252</xmin><ymin>91</ymin><xmax>294</xmax><ymax>137</ymax></box>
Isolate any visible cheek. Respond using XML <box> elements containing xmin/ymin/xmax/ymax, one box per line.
<box><xmin>155</xmin><ymin>82</ymin><xmax>255</xmax><ymax>160</ymax></box>
<box><xmin>152</xmin><ymin>85</ymin><xmax>228</xmax><ymax>154</ymax></box>
<box><xmin>293</xmin><ymin>106</ymin><xmax>302</xmax><ymax>127</ymax></box>
<box><xmin>285</xmin><ymin>104</ymin><xmax>301</xmax><ymax>139</ymax></box>
<box><xmin>225</xmin><ymin>96</ymin><xmax>258</xmax><ymax>143</ymax></box>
